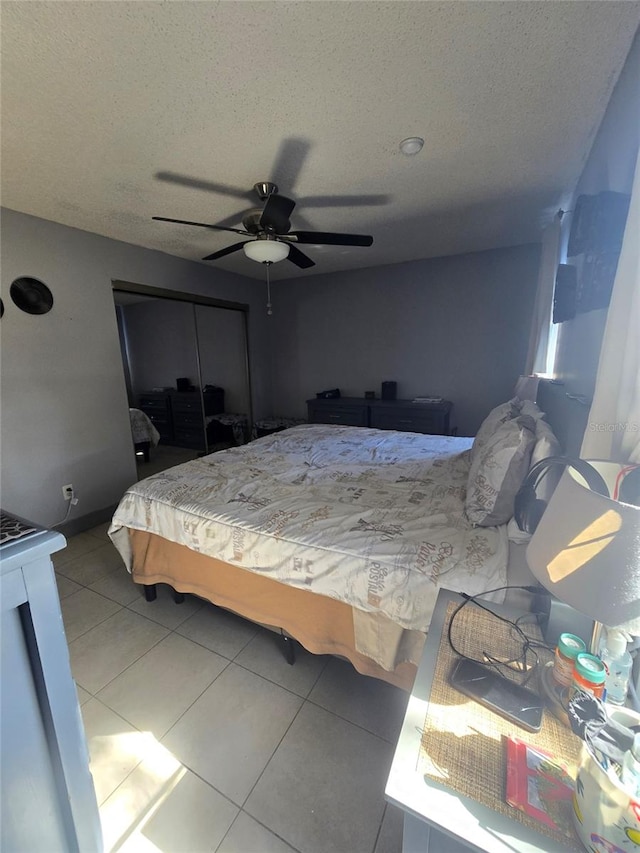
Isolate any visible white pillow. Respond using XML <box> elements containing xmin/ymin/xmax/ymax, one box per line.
<box><xmin>531</xmin><ymin>418</ymin><xmax>561</xmax><ymax>465</ymax></box>
<box><xmin>472</xmin><ymin>398</ymin><xmax>522</xmax><ymax>459</ymax></box>
<box><xmin>466</xmin><ymin>415</ymin><xmax>537</xmax><ymax>527</ymax></box>
<box><xmin>520</xmin><ymin>399</ymin><xmax>546</xmax><ymax>421</ymax></box>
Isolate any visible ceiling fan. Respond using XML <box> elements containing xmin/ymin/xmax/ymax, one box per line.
<box><xmin>153</xmin><ymin>181</ymin><xmax>374</xmax><ymax>269</ymax></box>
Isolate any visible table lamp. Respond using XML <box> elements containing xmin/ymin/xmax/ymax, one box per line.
<box><xmin>525</xmin><ymin>461</ymin><xmax>640</xmax><ymax>653</ymax></box>
<box><xmin>526</xmin><ymin>461</ymin><xmax>640</xmax><ymax>853</ymax></box>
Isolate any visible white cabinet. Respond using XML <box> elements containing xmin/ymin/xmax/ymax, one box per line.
<box><xmin>0</xmin><ymin>521</ymin><xmax>102</xmax><ymax>852</ymax></box>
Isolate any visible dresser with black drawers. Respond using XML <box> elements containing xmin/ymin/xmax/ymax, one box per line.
<box><xmin>306</xmin><ymin>397</ymin><xmax>453</xmax><ymax>436</ymax></box>
<box><xmin>138</xmin><ymin>391</ymin><xmax>173</xmax><ymax>443</ymax></box>
<box><xmin>139</xmin><ymin>388</ymin><xmax>225</xmax><ymax>449</ymax></box>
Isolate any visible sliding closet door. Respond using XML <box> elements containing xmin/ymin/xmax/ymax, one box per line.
<box><xmin>195</xmin><ymin>305</ymin><xmax>251</xmax><ymax>449</ymax></box>
<box><xmin>114</xmin><ymin>284</ymin><xmax>253</xmax><ymax>458</ymax></box>
<box><xmin>119</xmin><ymin>296</ymin><xmax>204</xmax><ymax>448</ymax></box>
<box><xmin>124</xmin><ymin>298</ymin><xmax>200</xmax><ymax>395</ymax></box>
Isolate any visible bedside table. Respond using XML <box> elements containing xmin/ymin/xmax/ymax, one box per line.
<box><xmin>385</xmin><ymin>588</ymin><xmax>582</xmax><ymax>853</ymax></box>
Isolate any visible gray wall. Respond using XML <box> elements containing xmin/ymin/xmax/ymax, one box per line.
<box><xmin>269</xmin><ymin>244</ymin><xmax>540</xmax><ymax>436</ymax></box>
<box><xmin>0</xmin><ymin>208</ymin><xmax>269</xmax><ymax>528</ymax></box>
<box><xmin>555</xmin><ymin>28</ymin><xmax>640</xmax><ymax>398</ymax></box>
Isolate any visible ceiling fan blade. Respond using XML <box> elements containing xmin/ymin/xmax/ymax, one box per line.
<box><xmin>153</xmin><ymin>216</ymin><xmax>248</xmax><ymax>235</ymax></box>
<box><xmin>288</xmin><ymin>231</ymin><xmax>373</xmax><ymax>247</ymax></box>
<box><xmin>297</xmin><ymin>194</ymin><xmax>390</xmax><ymax>208</ymax></box>
<box><xmin>202</xmin><ymin>242</ymin><xmax>248</xmax><ymax>261</ymax></box>
<box><xmin>155</xmin><ymin>172</ymin><xmax>253</xmax><ymax>200</ymax></box>
<box><xmin>260</xmin><ymin>194</ymin><xmax>296</xmax><ymax>233</ymax></box>
<box><xmin>269</xmin><ymin>137</ymin><xmax>311</xmax><ymax>194</ymax></box>
<box><xmin>286</xmin><ymin>244</ymin><xmax>315</xmax><ymax>269</ymax></box>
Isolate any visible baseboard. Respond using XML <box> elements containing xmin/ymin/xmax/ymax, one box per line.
<box><xmin>57</xmin><ymin>504</ymin><xmax>118</xmax><ymax>538</ymax></box>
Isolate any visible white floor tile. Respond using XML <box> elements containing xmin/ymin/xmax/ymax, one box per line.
<box><xmin>60</xmin><ymin>588</ymin><xmax>122</xmax><ymax>642</ymax></box>
<box><xmin>87</xmin><ymin>522</ymin><xmax>111</xmax><ymax>541</ymax></box>
<box><xmin>55</xmin><ymin>541</ymin><xmax>125</xmax><ymax>586</ymax></box>
<box><xmin>235</xmin><ymin>628</ymin><xmax>329</xmax><ymax>697</ymax></box>
<box><xmin>374</xmin><ymin>804</ymin><xmax>404</xmax><ymax>853</ymax></box>
<box><xmin>101</xmin><ymin>752</ymin><xmax>238</xmax><ymax>853</ymax></box>
<box><xmin>162</xmin><ymin>663</ymin><xmax>302</xmax><ymax>805</ymax></box>
<box><xmin>176</xmin><ymin>601</ymin><xmax>258</xmax><ymax>659</ymax></box>
<box><xmin>308</xmin><ymin>657</ymin><xmax>408</xmax><ymax>742</ymax></box>
<box><xmin>68</xmin><ymin>609</ymin><xmax>169</xmax><ymax>694</ymax></box>
<box><xmin>97</xmin><ymin>633</ymin><xmax>228</xmax><ymax>737</ymax></box>
<box><xmin>245</xmin><ymin>702</ymin><xmax>392</xmax><ymax>853</ymax></box>
<box><xmin>76</xmin><ymin>684</ymin><xmax>92</xmax><ymax>706</ymax></box>
<box><xmin>55</xmin><ymin>572</ymin><xmax>83</xmax><ymax>600</ymax></box>
<box><xmin>89</xmin><ymin>569</ymin><xmax>142</xmax><ymax>606</ymax></box>
<box><xmin>81</xmin><ymin>698</ymin><xmax>153</xmax><ymax>805</ymax></box>
<box><xmin>54</xmin><ymin>532</ymin><xmax>405</xmax><ymax>853</ymax></box>
<box><xmin>217</xmin><ymin>812</ymin><xmax>298</xmax><ymax>853</ymax></box>
<box><xmin>128</xmin><ymin>583</ymin><xmax>204</xmax><ymax>629</ymax></box>
<box><xmin>53</xmin><ymin>531</ymin><xmax>104</xmax><ymax>568</ymax></box>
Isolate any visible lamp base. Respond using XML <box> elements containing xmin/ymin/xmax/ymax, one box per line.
<box><xmin>535</xmin><ymin>594</ymin><xmax>594</xmax><ymax>650</ymax></box>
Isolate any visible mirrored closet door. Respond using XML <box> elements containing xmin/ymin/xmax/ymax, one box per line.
<box><xmin>113</xmin><ymin>283</ymin><xmax>251</xmax><ymax>460</ymax></box>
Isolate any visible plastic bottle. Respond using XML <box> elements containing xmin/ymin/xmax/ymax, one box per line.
<box><xmin>621</xmin><ymin>732</ymin><xmax>640</xmax><ymax>799</ymax></box>
<box><xmin>553</xmin><ymin>633</ymin><xmax>587</xmax><ymax>687</ymax></box>
<box><xmin>572</xmin><ymin>652</ymin><xmax>606</xmax><ymax>699</ymax></box>
<box><xmin>601</xmin><ymin>629</ymin><xmax>633</xmax><ymax>706</ymax></box>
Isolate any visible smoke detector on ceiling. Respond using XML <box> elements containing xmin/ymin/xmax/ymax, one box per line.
<box><xmin>399</xmin><ymin>137</ymin><xmax>424</xmax><ymax>155</ymax></box>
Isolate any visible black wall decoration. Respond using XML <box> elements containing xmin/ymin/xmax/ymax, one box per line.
<box><xmin>554</xmin><ymin>191</ymin><xmax>630</xmax><ymax>322</ymax></box>
<box><xmin>10</xmin><ymin>277</ymin><xmax>54</xmax><ymax>315</ymax></box>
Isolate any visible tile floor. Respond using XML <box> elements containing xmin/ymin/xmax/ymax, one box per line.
<box><xmin>135</xmin><ymin>445</ymin><xmax>201</xmax><ymax>478</ymax></box>
<box><xmin>54</xmin><ymin>525</ymin><xmax>407</xmax><ymax>853</ymax></box>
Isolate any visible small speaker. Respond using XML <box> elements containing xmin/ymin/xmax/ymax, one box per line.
<box><xmin>381</xmin><ymin>381</ymin><xmax>397</xmax><ymax>400</ymax></box>
<box><xmin>176</xmin><ymin>377</ymin><xmax>191</xmax><ymax>392</ymax></box>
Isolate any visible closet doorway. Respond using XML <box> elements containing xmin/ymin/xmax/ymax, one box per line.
<box><xmin>113</xmin><ymin>281</ymin><xmax>252</xmax><ymax>466</ymax></box>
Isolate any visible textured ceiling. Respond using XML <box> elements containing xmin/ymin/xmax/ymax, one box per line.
<box><xmin>2</xmin><ymin>2</ymin><xmax>639</xmax><ymax>280</ymax></box>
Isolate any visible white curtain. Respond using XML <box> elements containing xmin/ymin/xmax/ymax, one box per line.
<box><xmin>524</xmin><ymin>213</ymin><xmax>562</xmax><ymax>375</ymax></box>
<box><xmin>581</xmin><ymin>148</ymin><xmax>640</xmax><ymax>463</ymax></box>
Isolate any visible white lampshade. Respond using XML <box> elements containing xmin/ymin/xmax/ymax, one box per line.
<box><xmin>243</xmin><ymin>240</ymin><xmax>290</xmax><ymax>264</ymax></box>
<box><xmin>526</xmin><ymin>461</ymin><xmax>640</xmax><ymax>633</ymax></box>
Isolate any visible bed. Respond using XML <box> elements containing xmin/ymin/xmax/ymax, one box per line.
<box><xmin>110</xmin><ymin>394</ymin><xmax>567</xmax><ymax>690</ymax></box>
<box><xmin>111</xmin><ymin>383</ymin><xmax>589</xmax><ymax>688</ymax></box>
<box><xmin>129</xmin><ymin>407</ymin><xmax>160</xmax><ymax>462</ymax></box>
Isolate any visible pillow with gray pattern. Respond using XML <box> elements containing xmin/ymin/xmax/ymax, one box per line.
<box><xmin>466</xmin><ymin>414</ymin><xmax>537</xmax><ymax>527</ymax></box>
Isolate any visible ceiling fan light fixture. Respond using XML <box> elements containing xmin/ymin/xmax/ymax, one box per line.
<box><xmin>243</xmin><ymin>239</ymin><xmax>290</xmax><ymax>264</ymax></box>
<box><xmin>399</xmin><ymin>136</ymin><xmax>424</xmax><ymax>156</ymax></box>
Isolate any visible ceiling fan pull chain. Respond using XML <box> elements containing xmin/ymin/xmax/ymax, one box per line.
<box><xmin>265</xmin><ymin>261</ymin><xmax>273</xmax><ymax>316</ymax></box>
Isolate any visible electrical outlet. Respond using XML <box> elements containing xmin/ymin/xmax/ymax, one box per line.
<box><xmin>62</xmin><ymin>484</ymin><xmax>74</xmax><ymax>501</ymax></box>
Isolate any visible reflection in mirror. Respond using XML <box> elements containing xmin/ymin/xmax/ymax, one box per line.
<box><xmin>113</xmin><ymin>286</ymin><xmax>252</xmax><ymax>473</ymax></box>
<box><xmin>195</xmin><ymin>305</ymin><xmax>252</xmax><ymax>452</ymax></box>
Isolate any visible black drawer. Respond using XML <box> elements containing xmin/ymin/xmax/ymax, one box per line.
<box><xmin>143</xmin><ymin>412</ymin><xmax>170</xmax><ymax>427</ymax></box>
<box><xmin>174</xmin><ymin>410</ymin><xmax>204</xmax><ymax>427</ymax></box>
<box><xmin>173</xmin><ymin>427</ymin><xmax>205</xmax><ymax>448</ymax></box>
<box><xmin>308</xmin><ymin>403</ymin><xmax>368</xmax><ymax>427</ymax></box>
<box><xmin>139</xmin><ymin>395</ymin><xmax>169</xmax><ymax>412</ymax></box>
<box><xmin>371</xmin><ymin>407</ymin><xmax>445</xmax><ymax>434</ymax></box>
<box><xmin>172</xmin><ymin>395</ymin><xmax>203</xmax><ymax>413</ymax></box>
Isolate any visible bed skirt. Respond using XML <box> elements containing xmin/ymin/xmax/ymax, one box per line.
<box><xmin>129</xmin><ymin>529</ymin><xmax>422</xmax><ymax>691</ymax></box>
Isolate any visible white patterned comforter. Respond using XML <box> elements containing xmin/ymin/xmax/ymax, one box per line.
<box><xmin>129</xmin><ymin>408</ymin><xmax>160</xmax><ymax>446</ymax></box>
<box><xmin>109</xmin><ymin>425</ymin><xmax>508</xmax><ymax>631</ymax></box>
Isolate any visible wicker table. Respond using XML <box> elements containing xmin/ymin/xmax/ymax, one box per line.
<box><xmin>385</xmin><ymin>588</ymin><xmax>583</xmax><ymax>853</ymax></box>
